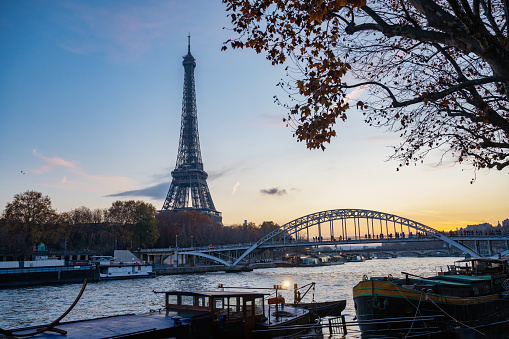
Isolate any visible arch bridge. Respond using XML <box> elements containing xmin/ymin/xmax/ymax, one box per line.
<box><xmin>177</xmin><ymin>209</ymin><xmax>485</xmax><ymax>266</ymax></box>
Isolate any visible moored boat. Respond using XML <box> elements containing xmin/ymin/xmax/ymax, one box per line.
<box><xmin>90</xmin><ymin>255</ymin><xmax>155</xmax><ymax>280</ymax></box>
<box><xmin>0</xmin><ymin>257</ymin><xmax>99</xmax><ymax>288</ymax></box>
<box><xmin>346</xmin><ymin>254</ymin><xmax>365</xmax><ymax>262</ymax></box>
<box><xmin>353</xmin><ymin>255</ymin><xmax>509</xmax><ymax>337</ymax></box>
<box><xmin>154</xmin><ymin>289</ymin><xmax>318</xmax><ymax>338</ymax></box>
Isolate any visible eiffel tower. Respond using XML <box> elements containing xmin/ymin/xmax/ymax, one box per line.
<box><xmin>161</xmin><ymin>37</ymin><xmax>222</xmax><ymax>223</ymax></box>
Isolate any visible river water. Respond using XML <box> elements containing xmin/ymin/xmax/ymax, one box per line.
<box><xmin>0</xmin><ymin>257</ymin><xmax>460</xmax><ymax>337</ymax></box>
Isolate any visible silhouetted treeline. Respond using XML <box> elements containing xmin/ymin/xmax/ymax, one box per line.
<box><xmin>0</xmin><ymin>191</ymin><xmax>279</xmax><ymax>255</ymax></box>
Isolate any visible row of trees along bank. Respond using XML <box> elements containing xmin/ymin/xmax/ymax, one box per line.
<box><xmin>0</xmin><ymin>191</ymin><xmax>279</xmax><ymax>255</ymax></box>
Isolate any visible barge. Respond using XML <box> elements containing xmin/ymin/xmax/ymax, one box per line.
<box><xmin>0</xmin><ymin>258</ymin><xmax>99</xmax><ymax>288</ymax></box>
<box><xmin>353</xmin><ymin>255</ymin><xmax>509</xmax><ymax>337</ymax></box>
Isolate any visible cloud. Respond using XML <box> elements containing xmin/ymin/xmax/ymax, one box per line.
<box><xmin>208</xmin><ymin>166</ymin><xmax>235</xmax><ymax>181</ymax></box>
<box><xmin>32</xmin><ymin>149</ymin><xmax>77</xmax><ymax>174</ymax></box>
<box><xmin>107</xmin><ymin>182</ymin><xmax>170</xmax><ymax>199</ymax></box>
<box><xmin>345</xmin><ymin>85</ymin><xmax>368</xmax><ymax>104</ymax></box>
<box><xmin>232</xmin><ymin>182</ymin><xmax>240</xmax><ymax>195</ymax></box>
<box><xmin>260</xmin><ymin>187</ymin><xmax>287</xmax><ymax>196</ymax></box>
<box><xmin>32</xmin><ymin>150</ymin><xmax>134</xmax><ymax>193</ymax></box>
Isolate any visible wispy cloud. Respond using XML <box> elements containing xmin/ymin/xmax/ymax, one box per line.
<box><xmin>232</xmin><ymin>182</ymin><xmax>240</xmax><ymax>195</ymax></box>
<box><xmin>208</xmin><ymin>166</ymin><xmax>236</xmax><ymax>181</ymax></box>
<box><xmin>345</xmin><ymin>85</ymin><xmax>368</xmax><ymax>104</ymax></box>
<box><xmin>32</xmin><ymin>150</ymin><xmax>134</xmax><ymax>193</ymax></box>
<box><xmin>32</xmin><ymin>149</ymin><xmax>77</xmax><ymax>174</ymax></box>
<box><xmin>107</xmin><ymin>182</ymin><xmax>169</xmax><ymax>199</ymax></box>
<box><xmin>260</xmin><ymin>187</ymin><xmax>287</xmax><ymax>196</ymax></box>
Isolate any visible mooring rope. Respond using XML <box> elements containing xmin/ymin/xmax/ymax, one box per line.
<box><xmin>405</xmin><ymin>290</ymin><xmax>424</xmax><ymax>338</ymax></box>
<box><xmin>425</xmin><ymin>294</ymin><xmax>486</xmax><ymax>337</ymax></box>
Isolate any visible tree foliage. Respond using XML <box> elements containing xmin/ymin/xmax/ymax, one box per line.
<box><xmin>1</xmin><ymin>191</ymin><xmax>282</xmax><ymax>254</ymax></box>
<box><xmin>1</xmin><ymin>191</ymin><xmax>59</xmax><ymax>247</ymax></box>
<box><xmin>223</xmin><ymin>0</ymin><xmax>509</xmax><ymax>172</ymax></box>
<box><xmin>133</xmin><ymin>203</ymin><xmax>159</xmax><ymax>248</ymax></box>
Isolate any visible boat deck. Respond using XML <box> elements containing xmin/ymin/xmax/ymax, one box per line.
<box><xmin>4</xmin><ymin>309</ymin><xmax>208</xmax><ymax>339</ymax></box>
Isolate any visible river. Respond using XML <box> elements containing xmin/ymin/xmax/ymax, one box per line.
<box><xmin>0</xmin><ymin>256</ymin><xmax>460</xmax><ymax>337</ymax></box>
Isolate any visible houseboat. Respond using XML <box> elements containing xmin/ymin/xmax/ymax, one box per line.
<box><xmin>0</xmin><ymin>257</ymin><xmax>99</xmax><ymax>288</ymax></box>
<box><xmin>353</xmin><ymin>255</ymin><xmax>509</xmax><ymax>337</ymax></box>
<box><xmin>90</xmin><ymin>255</ymin><xmax>155</xmax><ymax>280</ymax></box>
<box><xmin>153</xmin><ymin>289</ymin><xmax>318</xmax><ymax>338</ymax></box>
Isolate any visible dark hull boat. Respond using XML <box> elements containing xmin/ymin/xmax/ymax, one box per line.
<box><xmin>353</xmin><ymin>256</ymin><xmax>509</xmax><ymax>337</ymax></box>
<box><xmin>0</xmin><ymin>261</ymin><xmax>99</xmax><ymax>288</ymax></box>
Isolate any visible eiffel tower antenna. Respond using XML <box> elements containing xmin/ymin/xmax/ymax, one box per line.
<box><xmin>162</xmin><ymin>37</ymin><xmax>222</xmax><ymax>223</ymax></box>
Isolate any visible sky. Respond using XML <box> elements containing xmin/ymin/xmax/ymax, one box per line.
<box><xmin>0</xmin><ymin>0</ymin><xmax>507</xmax><ymax>232</ymax></box>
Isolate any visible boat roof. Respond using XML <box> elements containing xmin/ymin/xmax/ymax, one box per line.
<box><xmin>429</xmin><ymin>274</ymin><xmax>492</xmax><ymax>283</ymax></box>
<box><xmin>154</xmin><ymin>290</ymin><xmax>268</xmax><ymax>297</ymax></box>
<box><xmin>456</xmin><ymin>255</ymin><xmax>509</xmax><ymax>263</ymax></box>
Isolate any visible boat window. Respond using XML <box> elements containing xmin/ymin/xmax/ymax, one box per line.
<box><xmin>198</xmin><ymin>296</ymin><xmax>209</xmax><ymax>307</ymax></box>
<box><xmin>213</xmin><ymin>298</ymin><xmax>227</xmax><ymax>320</ymax></box>
<box><xmin>255</xmin><ymin>297</ymin><xmax>264</xmax><ymax>316</ymax></box>
<box><xmin>229</xmin><ymin>297</ymin><xmax>242</xmax><ymax>319</ymax></box>
<box><xmin>181</xmin><ymin>295</ymin><xmax>195</xmax><ymax>306</ymax></box>
<box><xmin>214</xmin><ymin>298</ymin><xmax>223</xmax><ymax>309</ymax></box>
<box><xmin>167</xmin><ymin>294</ymin><xmax>178</xmax><ymax>305</ymax></box>
<box><xmin>245</xmin><ymin>300</ymin><xmax>253</xmax><ymax>317</ymax></box>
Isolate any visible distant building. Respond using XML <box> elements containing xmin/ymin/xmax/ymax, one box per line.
<box><xmin>464</xmin><ymin>222</ymin><xmax>494</xmax><ymax>232</ymax></box>
<box><xmin>502</xmin><ymin>218</ymin><xmax>509</xmax><ymax>229</ymax></box>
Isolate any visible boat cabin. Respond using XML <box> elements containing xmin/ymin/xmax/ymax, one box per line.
<box><xmin>159</xmin><ymin>291</ymin><xmax>265</xmax><ymax>320</ymax></box>
<box><xmin>155</xmin><ymin>290</ymin><xmax>269</xmax><ymax>338</ymax></box>
<box><xmin>447</xmin><ymin>255</ymin><xmax>509</xmax><ymax>276</ymax></box>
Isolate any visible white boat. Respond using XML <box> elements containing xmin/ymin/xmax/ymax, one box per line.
<box><xmin>91</xmin><ymin>253</ymin><xmax>155</xmax><ymax>280</ymax></box>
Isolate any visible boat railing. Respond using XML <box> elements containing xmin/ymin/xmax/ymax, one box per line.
<box><xmin>340</xmin><ymin>315</ymin><xmax>445</xmax><ymax>337</ymax></box>
<box><xmin>0</xmin><ymin>265</ymin><xmax>94</xmax><ymax>274</ymax></box>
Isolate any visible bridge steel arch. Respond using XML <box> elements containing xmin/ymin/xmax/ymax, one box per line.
<box><xmin>232</xmin><ymin>209</ymin><xmax>479</xmax><ymax>266</ymax></box>
<box><xmin>178</xmin><ymin>251</ymin><xmax>232</xmax><ymax>266</ymax></box>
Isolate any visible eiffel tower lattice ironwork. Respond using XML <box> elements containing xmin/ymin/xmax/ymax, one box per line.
<box><xmin>162</xmin><ymin>37</ymin><xmax>222</xmax><ymax>223</ymax></box>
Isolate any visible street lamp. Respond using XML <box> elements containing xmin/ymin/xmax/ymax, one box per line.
<box><xmin>191</xmin><ymin>235</ymin><xmax>194</xmax><ymax>249</ymax></box>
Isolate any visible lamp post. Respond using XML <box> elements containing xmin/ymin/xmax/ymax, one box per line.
<box><xmin>175</xmin><ymin>235</ymin><xmax>178</xmax><ymax>267</ymax></box>
<box><xmin>191</xmin><ymin>236</ymin><xmax>194</xmax><ymax>249</ymax></box>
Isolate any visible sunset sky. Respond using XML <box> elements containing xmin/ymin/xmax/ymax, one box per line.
<box><xmin>1</xmin><ymin>0</ymin><xmax>507</xmax><ymax>232</ymax></box>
